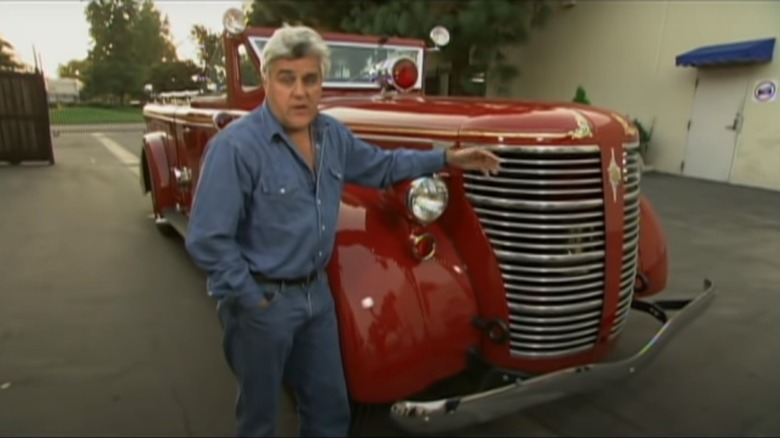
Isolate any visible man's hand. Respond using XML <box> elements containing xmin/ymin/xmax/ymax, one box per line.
<box><xmin>446</xmin><ymin>147</ymin><xmax>502</xmax><ymax>175</ymax></box>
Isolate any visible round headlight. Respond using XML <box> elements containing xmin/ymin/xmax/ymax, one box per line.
<box><xmin>406</xmin><ymin>176</ymin><xmax>448</xmax><ymax>224</ymax></box>
<box><xmin>222</xmin><ymin>8</ymin><xmax>247</xmax><ymax>36</ymax></box>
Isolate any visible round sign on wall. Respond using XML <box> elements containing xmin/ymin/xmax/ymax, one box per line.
<box><xmin>753</xmin><ymin>80</ymin><xmax>777</xmax><ymax>102</ymax></box>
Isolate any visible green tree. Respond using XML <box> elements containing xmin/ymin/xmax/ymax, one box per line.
<box><xmin>246</xmin><ymin>0</ymin><xmax>361</xmax><ymax>31</ymax></box>
<box><xmin>246</xmin><ymin>0</ymin><xmax>552</xmax><ymax>96</ymax></box>
<box><xmin>133</xmin><ymin>0</ymin><xmax>178</xmax><ymax>81</ymax></box>
<box><xmin>147</xmin><ymin>60</ymin><xmax>200</xmax><ymax>92</ymax></box>
<box><xmin>57</xmin><ymin>59</ymin><xmax>91</xmax><ymax>81</ymax></box>
<box><xmin>82</xmin><ymin>0</ymin><xmax>182</xmax><ymax>102</ymax></box>
<box><xmin>83</xmin><ymin>0</ymin><xmax>143</xmax><ymax>103</ymax></box>
<box><xmin>0</xmin><ymin>36</ymin><xmax>23</xmax><ymax>71</ymax></box>
<box><xmin>342</xmin><ymin>0</ymin><xmax>553</xmax><ymax>96</ymax></box>
<box><xmin>190</xmin><ymin>24</ymin><xmax>225</xmax><ymax>91</ymax></box>
<box><xmin>572</xmin><ymin>85</ymin><xmax>591</xmax><ymax>104</ymax></box>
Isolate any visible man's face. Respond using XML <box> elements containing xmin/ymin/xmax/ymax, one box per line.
<box><xmin>263</xmin><ymin>55</ymin><xmax>323</xmax><ymax>133</ymax></box>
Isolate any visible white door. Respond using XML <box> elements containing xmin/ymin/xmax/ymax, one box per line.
<box><xmin>683</xmin><ymin>68</ymin><xmax>750</xmax><ymax>182</ymax></box>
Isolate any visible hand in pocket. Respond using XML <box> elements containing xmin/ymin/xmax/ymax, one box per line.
<box><xmin>257</xmin><ymin>289</ymin><xmax>278</xmax><ymax>310</ymax></box>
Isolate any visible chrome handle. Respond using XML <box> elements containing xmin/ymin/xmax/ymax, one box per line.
<box><xmin>726</xmin><ymin>113</ymin><xmax>742</xmax><ymax>131</ymax></box>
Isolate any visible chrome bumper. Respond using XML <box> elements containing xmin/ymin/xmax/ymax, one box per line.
<box><xmin>390</xmin><ymin>279</ymin><xmax>717</xmax><ymax>435</ymax></box>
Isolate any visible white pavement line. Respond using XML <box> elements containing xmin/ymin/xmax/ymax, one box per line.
<box><xmin>92</xmin><ymin>133</ymin><xmax>140</xmax><ymax>177</ymax></box>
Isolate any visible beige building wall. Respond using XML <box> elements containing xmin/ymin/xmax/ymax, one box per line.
<box><xmin>491</xmin><ymin>0</ymin><xmax>780</xmax><ymax>191</ymax></box>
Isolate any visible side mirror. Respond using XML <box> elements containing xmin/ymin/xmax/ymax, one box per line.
<box><xmin>143</xmin><ymin>83</ymin><xmax>153</xmax><ymax>95</ymax></box>
<box><xmin>429</xmin><ymin>26</ymin><xmax>450</xmax><ymax>50</ymax></box>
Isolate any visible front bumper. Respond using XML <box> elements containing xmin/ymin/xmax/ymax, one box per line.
<box><xmin>390</xmin><ymin>279</ymin><xmax>717</xmax><ymax>435</ymax></box>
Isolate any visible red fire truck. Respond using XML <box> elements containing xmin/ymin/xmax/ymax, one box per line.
<box><xmin>139</xmin><ymin>8</ymin><xmax>715</xmax><ymax>434</ymax></box>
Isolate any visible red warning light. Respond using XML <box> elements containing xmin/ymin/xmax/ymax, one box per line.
<box><xmin>393</xmin><ymin>58</ymin><xmax>419</xmax><ymax>91</ymax></box>
<box><xmin>372</xmin><ymin>56</ymin><xmax>420</xmax><ymax>93</ymax></box>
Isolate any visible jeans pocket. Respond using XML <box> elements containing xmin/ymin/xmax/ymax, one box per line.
<box><xmin>244</xmin><ymin>287</ymin><xmax>282</xmax><ymax>317</ymax></box>
<box><xmin>259</xmin><ymin>289</ymin><xmax>278</xmax><ymax>309</ymax></box>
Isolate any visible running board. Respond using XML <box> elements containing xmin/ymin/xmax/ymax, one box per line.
<box><xmin>161</xmin><ymin>207</ymin><xmax>190</xmax><ymax>237</ymax></box>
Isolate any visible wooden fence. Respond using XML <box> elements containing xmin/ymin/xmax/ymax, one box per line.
<box><xmin>0</xmin><ymin>70</ymin><xmax>54</xmax><ymax>165</ymax></box>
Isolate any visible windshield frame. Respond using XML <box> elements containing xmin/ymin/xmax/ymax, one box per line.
<box><xmin>247</xmin><ymin>36</ymin><xmax>426</xmax><ymax>90</ymax></box>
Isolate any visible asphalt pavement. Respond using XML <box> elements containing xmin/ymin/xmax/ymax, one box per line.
<box><xmin>0</xmin><ymin>129</ymin><xmax>778</xmax><ymax>437</ymax></box>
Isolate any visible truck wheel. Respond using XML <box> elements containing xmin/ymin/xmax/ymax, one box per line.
<box><xmin>154</xmin><ymin>215</ymin><xmax>178</xmax><ymax>237</ymax></box>
<box><xmin>148</xmin><ymin>185</ymin><xmax>177</xmax><ymax>238</ymax></box>
<box><xmin>143</xmin><ymin>156</ymin><xmax>177</xmax><ymax>237</ymax></box>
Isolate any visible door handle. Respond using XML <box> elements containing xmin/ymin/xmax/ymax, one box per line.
<box><xmin>726</xmin><ymin>114</ymin><xmax>742</xmax><ymax>131</ymax></box>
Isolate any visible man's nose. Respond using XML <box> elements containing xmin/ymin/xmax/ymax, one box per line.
<box><xmin>291</xmin><ymin>79</ymin><xmax>306</xmax><ymax>96</ymax></box>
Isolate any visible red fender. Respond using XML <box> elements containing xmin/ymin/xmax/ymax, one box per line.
<box><xmin>141</xmin><ymin>131</ymin><xmax>176</xmax><ymax>214</ymax></box>
<box><xmin>635</xmin><ymin>194</ymin><xmax>669</xmax><ymax>297</ymax></box>
<box><xmin>326</xmin><ymin>185</ymin><xmax>480</xmax><ymax>404</ymax></box>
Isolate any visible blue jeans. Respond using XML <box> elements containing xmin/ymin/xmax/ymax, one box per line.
<box><xmin>217</xmin><ymin>275</ymin><xmax>351</xmax><ymax>437</ymax></box>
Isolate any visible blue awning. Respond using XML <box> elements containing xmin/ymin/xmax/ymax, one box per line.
<box><xmin>676</xmin><ymin>38</ymin><xmax>776</xmax><ymax>67</ymax></box>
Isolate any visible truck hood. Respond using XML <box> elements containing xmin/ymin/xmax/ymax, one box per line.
<box><xmin>319</xmin><ymin>95</ymin><xmax>630</xmax><ymax>142</ymax></box>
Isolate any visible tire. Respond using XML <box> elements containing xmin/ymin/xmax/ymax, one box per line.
<box><xmin>154</xmin><ymin>216</ymin><xmax>177</xmax><ymax>237</ymax></box>
<box><xmin>145</xmin><ymin>158</ymin><xmax>177</xmax><ymax>238</ymax></box>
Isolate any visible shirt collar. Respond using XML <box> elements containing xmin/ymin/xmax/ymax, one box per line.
<box><xmin>254</xmin><ymin>101</ymin><xmax>330</xmax><ymax>145</ymax></box>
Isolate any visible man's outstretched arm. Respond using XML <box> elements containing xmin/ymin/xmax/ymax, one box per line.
<box><xmin>340</xmin><ymin>125</ymin><xmax>447</xmax><ymax>188</ymax></box>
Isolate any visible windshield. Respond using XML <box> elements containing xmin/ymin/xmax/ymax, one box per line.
<box><xmin>249</xmin><ymin>37</ymin><xmax>424</xmax><ymax>89</ymax></box>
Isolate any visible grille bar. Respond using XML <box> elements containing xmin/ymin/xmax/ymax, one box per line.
<box><xmin>610</xmin><ymin>142</ymin><xmax>642</xmax><ymax>338</ymax></box>
<box><xmin>464</xmin><ymin>143</ymin><xmax>641</xmax><ymax>359</ymax></box>
<box><xmin>464</xmin><ymin>144</ymin><xmax>604</xmax><ymax>359</ymax></box>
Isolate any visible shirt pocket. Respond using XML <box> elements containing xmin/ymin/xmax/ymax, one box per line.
<box><xmin>253</xmin><ymin>168</ymin><xmax>308</xmax><ymax>239</ymax></box>
<box><xmin>258</xmin><ymin>168</ymin><xmax>303</xmax><ymax>198</ymax></box>
<box><xmin>255</xmin><ymin>167</ymin><xmax>307</xmax><ymax>217</ymax></box>
<box><xmin>322</xmin><ymin>151</ymin><xmax>344</xmax><ymax>187</ymax></box>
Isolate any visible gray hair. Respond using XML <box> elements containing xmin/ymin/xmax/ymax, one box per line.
<box><xmin>261</xmin><ymin>24</ymin><xmax>331</xmax><ymax>78</ymax></box>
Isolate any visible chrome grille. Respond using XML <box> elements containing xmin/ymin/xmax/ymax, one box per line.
<box><xmin>463</xmin><ymin>144</ymin><xmax>633</xmax><ymax>359</ymax></box>
<box><xmin>610</xmin><ymin>142</ymin><xmax>641</xmax><ymax>338</ymax></box>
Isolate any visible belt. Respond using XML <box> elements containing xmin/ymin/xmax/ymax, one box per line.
<box><xmin>251</xmin><ymin>270</ymin><xmax>320</xmax><ymax>287</ymax></box>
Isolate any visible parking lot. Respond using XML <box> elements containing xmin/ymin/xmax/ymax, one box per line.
<box><xmin>1</xmin><ymin>130</ymin><xmax>778</xmax><ymax>437</ymax></box>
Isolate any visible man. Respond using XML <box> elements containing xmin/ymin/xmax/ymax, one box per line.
<box><xmin>185</xmin><ymin>25</ymin><xmax>501</xmax><ymax>437</ymax></box>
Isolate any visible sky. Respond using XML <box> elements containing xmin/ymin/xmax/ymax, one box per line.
<box><xmin>0</xmin><ymin>0</ymin><xmax>245</xmax><ymax>77</ymax></box>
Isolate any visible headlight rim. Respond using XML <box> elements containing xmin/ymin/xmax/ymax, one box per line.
<box><xmin>405</xmin><ymin>175</ymin><xmax>449</xmax><ymax>225</ymax></box>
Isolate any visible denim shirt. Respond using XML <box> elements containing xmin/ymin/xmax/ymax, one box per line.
<box><xmin>185</xmin><ymin>102</ymin><xmax>447</xmax><ymax>309</ymax></box>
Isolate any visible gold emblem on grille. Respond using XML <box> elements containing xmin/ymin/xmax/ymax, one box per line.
<box><xmin>608</xmin><ymin>148</ymin><xmax>621</xmax><ymax>203</ymax></box>
<box><xmin>611</xmin><ymin>112</ymin><xmax>638</xmax><ymax>137</ymax></box>
<box><xmin>569</xmin><ymin>111</ymin><xmax>593</xmax><ymax>139</ymax></box>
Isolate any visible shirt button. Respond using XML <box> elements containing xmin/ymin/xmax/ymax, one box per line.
<box><xmin>280</xmin><ymin>188</ymin><xmax>286</xmax><ymax>194</ymax></box>
<box><xmin>317</xmin><ymin>199</ymin><xmax>321</xmax><ymax>205</ymax></box>
<box><xmin>318</xmin><ymin>251</ymin><xmax>323</xmax><ymax>257</ymax></box>
<box><xmin>321</xmin><ymin>224</ymin><xmax>325</xmax><ymax>231</ymax></box>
